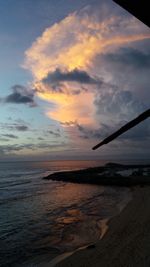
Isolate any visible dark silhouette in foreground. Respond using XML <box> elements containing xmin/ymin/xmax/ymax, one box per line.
<box><xmin>44</xmin><ymin>163</ymin><xmax>150</xmax><ymax>187</ymax></box>
<box><xmin>92</xmin><ymin>109</ymin><xmax>150</xmax><ymax>150</ymax></box>
<box><xmin>113</xmin><ymin>0</ymin><xmax>150</xmax><ymax>27</ymax></box>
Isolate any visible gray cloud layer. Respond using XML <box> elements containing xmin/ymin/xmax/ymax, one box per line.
<box><xmin>1</xmin><ymin>85</ymin><xmax>36</xmax><ymax>107</ymax></box>
<box><xmin>95</xmin><ymin>44</ymin><xmax>150</xmax><ymax>106</ymax></box>
<box><xmin>77</xmin><ymin>118</ymin><xmax>150</xmax><ymax>142</ymax></box>
<box><xmin>0</xmin><ymin>142</ymin><xmax>67</xmax><ymax>156</ymax></box>
<box><xmin>15</xmin><ymin>125</ymin><xmax>28</xmax><ymax>131</ymax></box>
<box><xmin>104</xmin><ymin>48</ymin><xmax>150</xmax><ymax>70</ymax></box>
<box><xmin>47</xmin><ymin>130</ymin><xmax>61</xmax><ymax>137</ymax></box>
<box><xmin>94</xmin><ymin>90</ymin><xmax>146</xmax><ymax>121</ymax></box>
<box><xmin>0</xmin><ymin>122</ymin><xmax>29</xmax><ymax>132</ymax></box>
<box><xmin>2</xmin><ymin>134</ymin><xmax>18</xmax><ymax>139</ymax></box>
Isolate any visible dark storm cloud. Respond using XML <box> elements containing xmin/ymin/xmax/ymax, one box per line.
<box><xmin>77</xmin><ymin>118</ymin><xmax>150</xmax><ymax>142</ymax></box>
<box><xmin>75</xmin><ymin>80</ymin><xmax>149</xmax><ymax>143</ymax></box>
<box><xmin>2</xmin><ymin>85</ymin><xmax>36</xmax><ymax>107</ymax></box>
<box><xmin>77</xmin><ymin>123</ymin><xmax>111</xmax><ymax>140</ymax></box>
<box><xmin>93</xmin><ymin>44</ymin><xmax>150</xmax><ymax>104</ymax></box>
<box><xmin>104</xmin><ymin>48</ymin><xmax>150</xmax><ymax>69</ymax></box>
<box><xmin>94</xmin><ymin>89</ymin><xmax>146</xmax><ymax>121</ymax></box>
<box><xmin>41</xmin><ymin>68</ymin><xmax>102</xmax><ymax>94</ymax></box>
<box><xmin>93</xmin><ymin>87</ymin><xmax>149</xmax><ymax>144</ymax></box>
<box><xmin>42</xmin><ymin>68</ymin><xmax>99</xmax><ymax>85</ymax></box>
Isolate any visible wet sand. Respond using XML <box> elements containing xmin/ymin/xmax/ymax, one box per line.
<box><xmin>55</xmin><ymin>186</ymin><xmax>150</xmax><ymax>267</ymax></box>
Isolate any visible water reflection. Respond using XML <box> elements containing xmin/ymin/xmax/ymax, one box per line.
<box><xmin>0</xmin><ymin>160</ymin><xmax>131</xmax><ymax>267</ymax></box>
<box><xmin>38</xmin><ymin>182</ymin><xmax>131</xmax><ymax>252</ymax></box>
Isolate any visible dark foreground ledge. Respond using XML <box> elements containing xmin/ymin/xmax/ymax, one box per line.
<box><xmin>43</xmin><ymin>163</ymin><xmax>150</xmax><ymax>187</ymax></box>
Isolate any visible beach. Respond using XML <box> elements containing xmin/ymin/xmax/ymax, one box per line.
<box><xmin>1</xmin><ymin>161</ymin><xmax>150</xmax><ymax>266</ymax></box>
<box><xmin>55</xmin><ymin>185</ymin><xmax>150</xmax><ymax>267</ymax></box>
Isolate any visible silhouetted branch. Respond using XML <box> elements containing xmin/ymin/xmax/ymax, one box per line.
<box><xmin>92</xmin><ymin>109</ymin><xmax>150</xmax><ymax>150</ymax></box>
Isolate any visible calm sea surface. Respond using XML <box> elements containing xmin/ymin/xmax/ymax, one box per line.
<box><xmin>0</xmin><ymin>160</ymin><xmax>131</xmax><ymax>267</ymax></box>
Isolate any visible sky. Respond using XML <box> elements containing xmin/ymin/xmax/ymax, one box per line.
<box><xmin>0</xmin><ymin>0</ymin><xmax>150</xmax><ymax>161</ymax></box>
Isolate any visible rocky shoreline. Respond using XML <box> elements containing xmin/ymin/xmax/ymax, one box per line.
<box><xmin>43</xmin><ymin>163</ymin><xmax>150</xmax><ymax>187</ymax></box>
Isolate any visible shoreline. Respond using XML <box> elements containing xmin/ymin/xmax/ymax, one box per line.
<box><xmin>48</xmin><ymin>219</ymin><xmax>110</xmax><ymax>267</ymax></box>
<box><xmin>44</xmin><ymin>188</ymin><xmax>132</xmax><ymax>267</ymax></box>
<box><xmin>54</xmin><ymin>185</ymin><xmax>150</xmax><ymax>267</ymax></box>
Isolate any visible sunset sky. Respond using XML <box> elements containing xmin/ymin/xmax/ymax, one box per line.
<box><xmin>0</xmin><ymin>0</ymin><xmax>150</xmax><ymax>161</ymax></box>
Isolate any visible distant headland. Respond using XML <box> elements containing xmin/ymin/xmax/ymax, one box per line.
<box><xmin>43</xmin><ymin>162</ymin><xmax>150</xmax><ymax>187</ymax></box>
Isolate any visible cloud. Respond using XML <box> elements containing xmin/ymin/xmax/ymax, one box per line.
<box><xmin>0</xmin><ymin>142</ymin><xmax>68</xmax><ymax>156</ymax></box>
<box><xmin>47</xmin><ymin>130</ymin><xmax>61</xmax><ymax>137</ymax></box>
<box><xmin>38</xmin><ymin>137</ymin><xmax>45</xmax><ymax>140</ymax></box>
<box><xmin>94</xmin><ymin>45</ymin><xmax>150</xmax><ymax>104</ymax></box>
<box><xmin>23</xmin><ymin>4</ymin><xmax>150</xmax><ymax>127</ymax></box>
<box><xmin>36</xmin><ymin>142</ymin><xmax>66</xmax><ymax>149</ymax></box>
<box><xmin>77</xmin><ymin>123</ymin><xmax>111</xmax><ymax>139</ymax></box>
<box><xmin>104</xmin><ymin>48</ymin><xmax>150</xmax><ymax>70</ymax></box>
<box><xmin>0</xmin><ymin>144</ymin><xmax>29</xmax><ymax>154</ymax></box>
<box><xmin>42</xmin><ymin>68</ymin><xmax>99</xmax><ymax>91</ymax></box>
<box><xmin>0</xmin><ymin>138</ymin><xmax>9</xmax><ymax>142</ymax></box>
<box><xmin>2</xmin><ymin>134</ymin><xmax>18</xmax><ymax>139</ymax></box>
<box><xmin>94</xmin><ymin>90</ymin><xmax>146</xmax><ymax>122</ymax></box>
<box><xmin>60</xmin><ymin>121</ymin><xmax>77</xmax><ymax>127</ymax></box>
<box><xmin>77</xmin><ymin>118</ymin><xmax>150</xmax><ymax>142</ymax></box>
<box><xmin>40</xmin><ymin>68</ymin><xmax>102</xmax><ymax>95</ymax></box>
<box><xmin>3</xmin><ymin>85</ymin><xmax>36</xmax><ymax>107</ymax></box>
<box><xmin>15</xmin><ymin>125</ymin><xmax>28</xmax><ymax>131</ymax></box>
<box><xmin>0</xmin><ymin>122</ymin><xmax>29</xmax><ymax>132</ymax></box>
<box><xmin>22</xmin><ymin>3</ymin><xmax>150</xmax><ymax>155</ymax></box>
<box><xmin>24</xmin><ymin>5</ymin><xmax>149</xmax><ymax>80</ymax></box>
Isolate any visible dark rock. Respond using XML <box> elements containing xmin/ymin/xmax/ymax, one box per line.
<box><xmin>86</xmin><ymin>244</ymin><xmax>96</xmax><ymax>249</ymax></box>
<box><xmin>43</xmin><ymin>163</ymin><xmax>150</xmax><ymax>187</ymax></box>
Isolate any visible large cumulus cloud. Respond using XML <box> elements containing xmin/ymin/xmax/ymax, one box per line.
<box><xmin>23</xmin><ymin>2</ymin><xmax>150</xmax><ymax>156</ymax></box>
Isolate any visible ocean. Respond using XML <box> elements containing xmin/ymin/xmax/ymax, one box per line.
<box><xmin>0</xmin><ymin>160</ymin><xmax>131</xmax><ymax>267</ymax></box>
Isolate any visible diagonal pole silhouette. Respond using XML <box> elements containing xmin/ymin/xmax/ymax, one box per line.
<box><xmin>113</xmin><ymin>0</ymin><xmax>150</xmax><ymax>27</ymax></box>
<box><xmin>92</xmin><ymin>109</ymin><xmax>150</xmax><ymax>150</ymax></box>
<box><xmin>92</xmin><ymin>0</ymin><xmax>150</xmax><ymax>150</ymax></box>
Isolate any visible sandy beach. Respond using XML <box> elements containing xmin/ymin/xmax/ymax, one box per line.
<box><xmin>55</xmin><ymin>185</ymin><xmax>150</xmax><ymax>267</ymax></box>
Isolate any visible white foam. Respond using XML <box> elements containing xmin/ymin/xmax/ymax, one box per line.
<box><xmin>117</xmin><ymin>169</ymin><xmax>138</xmax><ymax>177</ymax></box>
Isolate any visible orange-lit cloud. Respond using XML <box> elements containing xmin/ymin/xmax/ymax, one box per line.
<box><xmin>45</xmin><ymin>91</ymin><xmax>95</xmax><ymax>125</ymax></box>
<box><xmin>24</xmin><ymin>5</ymin><xmax>150</xmax><ymax>133</ymax></box>
<box><xmin>24</xmin><ymin>10</ymin><xmax>150</xmax><ymax>77</ymax></box>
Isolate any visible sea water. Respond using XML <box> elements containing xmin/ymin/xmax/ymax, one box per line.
<box><xmin>0</xmin><ymin>160</ymin><xmax>131</xmax><ymax>267</ymax></box>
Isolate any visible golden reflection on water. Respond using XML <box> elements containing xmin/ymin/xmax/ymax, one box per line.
<box><xmin>39</xmin><ymin>182</ymin><xmax>105</xmax><ymax>250</ymax></box>
<box><xmin>56</xmin><ymin>209</ymin><xmax>84</xmax><ymax>224</ymax></box>
<box><xmin>53</xmin><ymin>182</ymin><xmax>104</xmax><ymax>206</ymax></box>
<box><xmin>39</xmin><ymin>180</ymin><xmax>131</xmax><ymax>252</ymax></box>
